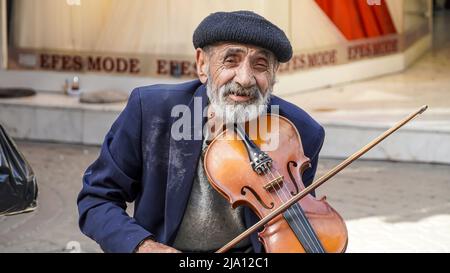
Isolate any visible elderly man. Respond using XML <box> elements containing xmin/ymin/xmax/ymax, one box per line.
<box><xmin>77</xmin><ymin>10</ymin><xmax>324</xmax><ymax>253</ymax></box>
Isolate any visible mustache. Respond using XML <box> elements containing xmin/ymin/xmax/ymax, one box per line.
<box><xmin>221</xmin><ymin>82</ymin><xmax>260</xmax><ymax>99</ymax></box>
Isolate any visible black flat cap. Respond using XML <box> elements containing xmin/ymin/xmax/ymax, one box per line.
<box><xmin>193</xmin><ymin>11</ymin><xmax>293</xmax><ymax>63</ymax></box>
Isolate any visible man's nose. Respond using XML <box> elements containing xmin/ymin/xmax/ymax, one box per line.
<box><xmin>234</xmin><ymin>63</ymin><xmax>256</xmax><ymax>88</ymax></box>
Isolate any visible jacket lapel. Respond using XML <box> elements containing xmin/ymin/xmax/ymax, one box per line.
<box><xmin>165</xmin><ymin>83</ymin><xmax>208</xmax><ymax>244</ymax></box>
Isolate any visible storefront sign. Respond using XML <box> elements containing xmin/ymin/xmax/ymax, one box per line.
<box><xmin>8</xmin><ymin>23</ymin><xmax>429</xmax><ymax>78</ymax></box>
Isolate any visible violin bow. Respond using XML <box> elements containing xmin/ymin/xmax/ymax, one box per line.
<box><xmin>216</xmin><ymin>105</ymin><xmax>428</xmax><ymax>253</ymax></box>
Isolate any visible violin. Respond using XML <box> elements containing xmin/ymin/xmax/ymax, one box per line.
<box><xmin>204</xmin><ymin>106</ymin><xmax>427</xmax><ymax>253</ymax></box>
<box><xmin>204</xmin><ymin>114</ymin><xmax>347</xmax><ymax>253</ymax></box>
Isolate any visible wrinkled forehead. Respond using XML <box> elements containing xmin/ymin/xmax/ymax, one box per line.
<box><xmin>207</xmin><ymin>42</ymin><xmax>275</xmax><ymax>60</ymax></box>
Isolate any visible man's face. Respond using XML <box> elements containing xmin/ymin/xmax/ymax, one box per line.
<box><xmin>201</xmin><ymin>43</ymin><xmax>278</xmax><ymax>124</ymax></box>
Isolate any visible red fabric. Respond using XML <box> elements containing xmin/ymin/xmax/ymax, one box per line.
<box><xmin>356</xmin><ymin>0</ymin><xmax>382</xmax><ymax>37</ymax></box>
<box><xmin>371</xmin><ymin>1</ymin><xmax>397</xmax><ymax>35</ymax></box>
<box><xmin>315</xmin><ymin>0</ymin><xmax>332</xmax><ymax>16</ymax></box>
<box><xmin>315</xmin><ymin>0</ymin><xmax>397</xmax><ymax>40</ymax></box>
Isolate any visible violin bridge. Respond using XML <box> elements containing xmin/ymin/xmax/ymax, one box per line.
<box><xmin>263</xmin><ymin>176</ymin><xmax>284</xmax><ymax>191</ymax></box>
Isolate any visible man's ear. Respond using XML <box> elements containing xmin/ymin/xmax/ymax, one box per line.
<box><xmin>196</xmin><ymin>48</ymin><xmax>208</xmax><ymax>84</ymax></box>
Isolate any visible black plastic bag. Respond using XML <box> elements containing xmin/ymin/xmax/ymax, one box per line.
<box><xmin>0</xmin><ymin>124</ymin><xmax>38</xmax><ymax>215</ymax></box>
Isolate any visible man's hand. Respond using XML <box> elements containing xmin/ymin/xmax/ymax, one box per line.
<box><xmin>136</xmin><ymin>239</ymin><xmax>181</xmax><ymax>253</ymax></box>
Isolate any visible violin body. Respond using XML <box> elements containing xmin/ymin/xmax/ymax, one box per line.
<box><xmin>204</xmin><ymin>114</ymin><xmax>348</xmax><ymax>253</ymax></box>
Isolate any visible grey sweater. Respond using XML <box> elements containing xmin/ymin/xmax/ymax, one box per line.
<box><xmin>173</xmin><ymin>134</ymin><xmax>251</xmax><ymax>252</ymax></box>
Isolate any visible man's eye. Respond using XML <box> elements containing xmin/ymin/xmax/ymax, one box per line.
<box><xmin>224</xmin><ymin>57</ymin><xmax>239</xmax><ymax>64</ymax></box>
<box><xmin>255</xmin><ymin>63</ymin><xmax>268</xmax><ymax>70</ymax></box>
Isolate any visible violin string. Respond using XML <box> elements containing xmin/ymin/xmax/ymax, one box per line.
<box><xmin>240</xmin><ymin>124</ymin><xmax>320</xmax><ymax>252</ymax></box>
<box><xmin>271</xmin><ymin>168</ymin><xmax>325</xmax><ymax>251</ymax></box>
<box><xmin>268</xmin><ymin>168</ymin><xmax>322</xmax><ymax>253</ymax></box>
<box><xmin>270</xmin><ymin>168</ymin><xmax>323</xmax><ymax>252</ymax></box>
<box><xmin>268</xmin><ymin>168</ymin><xmax>318</xmax><ymax>251</ymax></box>
<box><xmin>260</xmin><ymin>172</ymin><xmax>283</xmax><ymax>221</ymax></box>
<box><xmin>261</xmin><ymin>169</ymin><xmax>303</xmax><ymax>230</ymax></box>
<box><xmin>261</xmin><ymin>170</ymin><xmax>316</xmax><ymax>253</ymax></box>
<box><xmin>266</xmin><ymin>168</ymin><xmax>320</xmax><ymax>253</ymax></box>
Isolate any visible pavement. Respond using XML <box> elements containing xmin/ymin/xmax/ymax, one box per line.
<box><xmin>0</xmin><ymin>141</ymin><xmax>448</xmax><ymax>253</ymax></box>
<box><xmin>0</xmin><ymin>141</ymin><xmax>102</xmax><ymax>253</ymax></box>
<box><xmin>315</xmin><ymin>159</ymin><xmax>450</xmax><ymax>253</ymax></box>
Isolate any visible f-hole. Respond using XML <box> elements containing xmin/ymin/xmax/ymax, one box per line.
<box><xmin>287</xmin><ymin>161</ymin><xmax>300</xmax><ymax>196</ymax></box>
<box><xmin>241</xmin><ymin>186</ymin><xmax>274</xmax><ymax>209</ymax></box>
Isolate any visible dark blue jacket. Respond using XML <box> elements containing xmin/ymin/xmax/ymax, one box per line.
<box><xmin>77</xmin><ymin>80</ymin><xmax>325</xmax><ymax>253</ymax></box>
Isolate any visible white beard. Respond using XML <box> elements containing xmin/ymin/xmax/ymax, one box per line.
<box><xmin>206</xmin><ymin>80</ymin><xmax>272</xmax><ymax>125</ymax></box>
